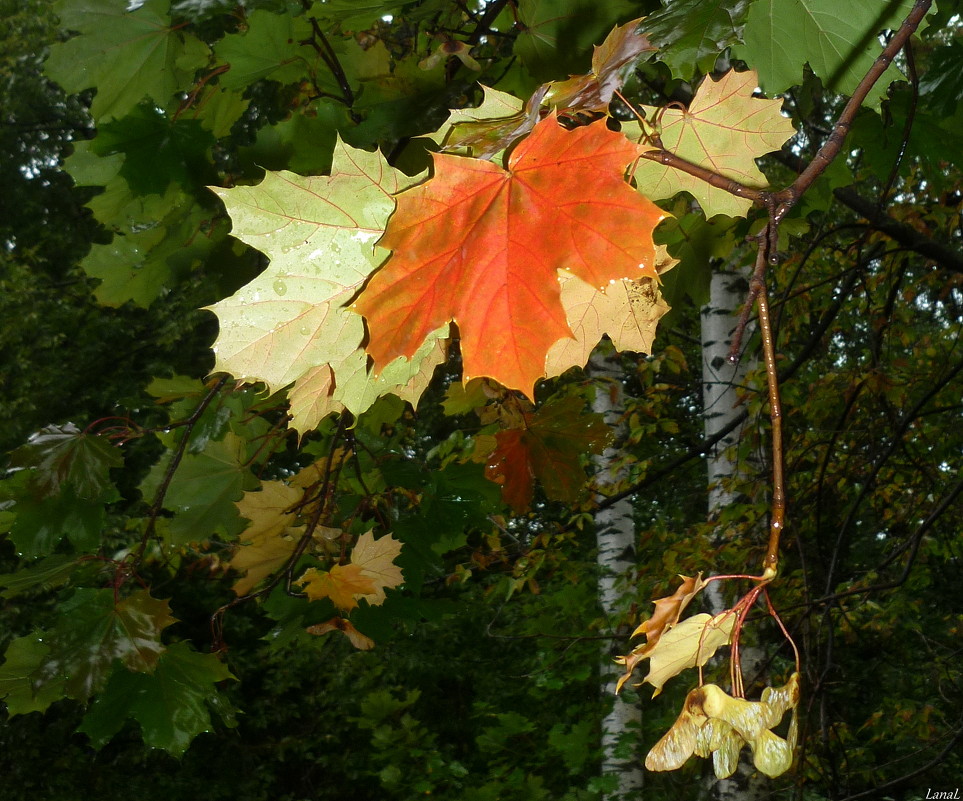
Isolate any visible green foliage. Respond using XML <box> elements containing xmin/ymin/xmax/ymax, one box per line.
<box><xmin>1</xmin><ymin>0</ymin><xmax>961</xmax><ymax>798</ymax></box>
<box><xmin>735</xmin><ymin>0</ymin><xmax>920</xmax><ymax>105</ymax></box>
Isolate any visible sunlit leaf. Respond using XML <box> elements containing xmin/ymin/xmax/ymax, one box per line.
<box><xmin>631</xmin><ymin>69</ymin><xmax>796</xmax><ymax>218</ymax></box>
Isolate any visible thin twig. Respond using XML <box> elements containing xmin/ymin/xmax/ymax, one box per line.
<box><xmin>133</xmin><ymin>376</ymin><xmax>229</xmax><ymax>566</ymax></box>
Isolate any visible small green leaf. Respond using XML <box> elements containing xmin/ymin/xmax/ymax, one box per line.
<box><xmin>0</xmin><ymin>636</ymin><xmax>65</xmax><ymax>716</ymax></box>
<box><xmin>10</xmin><ymin>423</ymin><xmax>122</xmax><ymax>500</ymax></box>
<box><xmin>641</xmin><ymin>0</ymin><xmax>750</xmax><ymax>80</ymax></box>
<box><xmin>0</xmin><ymin>555</ymin><xmax>77</xmax><ymax>599</ymax></box>
<box><xmin>8</xmin><ymin>492</ymin><xmax>106</xmax><ymax>558</ymax></box>
<box><xmin>214</xmin><ymin>10</ymin><xmax>316</xmax><ymax>90</ymax></box>
<box><xmin>548</xmin><ymin>719</ymin><xmax>594</xmax><ymax>773</ymax></box>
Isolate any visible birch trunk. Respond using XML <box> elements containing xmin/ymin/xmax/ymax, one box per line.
<box><xmin>701</xmin><ymin>267</ymin><xmax>768</xmax><ymax>801</ymax></box>
<box><xmin>590</xmin><ymin>346</ymin><xmax>643</xmax><ymax>801</ymax></box>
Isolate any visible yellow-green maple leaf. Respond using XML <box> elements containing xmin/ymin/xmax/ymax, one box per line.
<box><xmin>630</xmin><ymin>69</ymin><xmax>796</xmax><ymax>218</ymax></box>
<box><xmin>206</xmin><ymin>138</ymin><xmax>445</xmax><ymax>432</ymax></box>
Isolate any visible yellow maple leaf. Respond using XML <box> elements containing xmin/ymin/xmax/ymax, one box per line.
<box><xmin>349</xmin><ymin>529</ymin><xmax>404</xmax><ymax>605</ymax></box>
<box><xmin>615</xmin><ymin>574</ymin><xmax>707</xmax><ymax>693</ymax></box>
<box><xmin>230</xmin><ymin>481</ymin><xmax>303</xmax><ymax>595</ymax></box>
<box><xmin>616</xmin><ymin>608</ymin><xmax>733</xmax><ymax>696</ymax></box>
<box><xmin>298</xmin><ymin>563</ymin><xmax>377</xmax><ymax>611</ymax></box>
<box><xmin>544</xmin><ymin>245</ymin><xmax>677</xmax><ymax>378</ymax></box>
<box><xmin>296</xmin><ymin>530</ymin><xmax>404</xmax><ymax>611</ymax></box>
<box><xmin>644</xmin><ymin>612</ymin><xmax>735</xmax><ymax>696</ymax></box>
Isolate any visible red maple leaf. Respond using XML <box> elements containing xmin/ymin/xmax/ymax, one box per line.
<box><xmin>355</xmin><ymin>115</ymin><xmax>665</xmax><ymax>396</ymax></box>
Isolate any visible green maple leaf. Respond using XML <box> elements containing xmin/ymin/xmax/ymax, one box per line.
<box><xmin>10</xmin><ymin>423</ymin><xmax>122</xmax><ymax>501</ymax></box>
<box><xmin>79</xmin><ymin>186</ymin><xmax>220</xmax><ymax>307</ymax></box>
<box><xmin>208</xmin><ymin>138</ymin><xmax>446</xmax><ymax>430</ymax></box>
<box><xmin>0</xmin><ymin>636</ymin><xmax>65</xmax><ymax>716</ymax></box>
<box><xmin>140</xmin><ymin>432</ymin><xmax>248</xmax><ymax>546</ymax></box>
<box><xmin>39</xmin><ymin>589</ymin><xmax>177</xmax><ymax>702</ymax></box>
<box><xmin>734</xmin><ymin>0</ymin><xmax>922</xmax><ymax>107</ymax></box>
<box><xmin>0</xmin><ymin>555</ymin><xmax>77</xmax><ymax>600</ymax></box>
<box><xmin>309</xmin><ymin>0</ymin><xmax>415</xmax><ymax>27</ymax></box>
<box><xmin>214</xmin><ymin>10</ymin><xmax>316</xmax><ymax>90</ymax></box>
<box><xmin>45</xmin><ymin>0</ymin><xmax>210</xmax><ymax>122</ymax></box>
<box><xmin>8</xmin><ymin>492</ymin><xmax>106</xmax><ymax>558</ymax></box>
<box><xmin>92</xmin><ymin>105</ymin><xmax>215</xmax><ymax>196</ymax></box>
<box><xmin>640</xmin><ymin>0</ymin><xmax>750</xmax><ymax>80</ymax></box>
<box><xmin>78</xmin><ymin>642</ymin><xmax>236</xmax><ymax>756</ymax></box>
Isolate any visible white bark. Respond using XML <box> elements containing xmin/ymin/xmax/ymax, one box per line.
<box><xmin>701</xmin><ymin>267</ymin><xmax>767</xmax><ymax>801</ymax></box>
<box><xmin>590</xmin><ymin>346</ymin><xmax>643</xmax><ymax>801</ymax></box>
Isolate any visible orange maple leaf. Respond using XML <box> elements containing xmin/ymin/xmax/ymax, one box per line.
<box><xmin>356</xmin><ymin>116</ymin><xmax>665</xmax><ymax>397</ymax></box>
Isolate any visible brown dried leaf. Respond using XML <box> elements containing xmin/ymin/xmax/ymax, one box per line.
<box><xmin>306</xmin><ymin>617</ymin><xmax>375</xmax><ymax>650</ymax></box>
<box><xmin>545</xmin><ymin>19</ymin><xmax>656</xmax><ymax>112</ymax></box>
<box><xmin>633</xmin><ymin>573</ymin><xmax>706</xmax><ymax>646</ymax></box>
